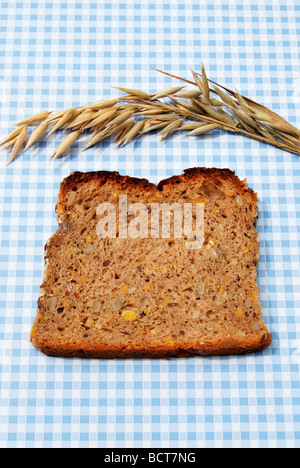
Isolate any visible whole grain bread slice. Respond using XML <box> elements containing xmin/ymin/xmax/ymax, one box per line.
<box><xmin>31</xmin><ymin>168</ymin><xmax>272</xmax><ymax>358</ymax></box>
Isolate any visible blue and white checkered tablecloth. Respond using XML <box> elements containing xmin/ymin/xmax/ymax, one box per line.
<box><xmin>0</xmin><ymin>0</ymin><xmax>299</xmax><ymax>448</ymax></box>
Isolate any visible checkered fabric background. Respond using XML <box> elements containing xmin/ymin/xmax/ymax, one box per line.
<box><xmin>0</xmin><ymin>0</ymin><xmax>299</xmax><ymax>448</ymax></box>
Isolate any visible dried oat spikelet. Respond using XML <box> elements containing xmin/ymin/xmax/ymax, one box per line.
<box><xmin>47</xmin><ymin>108</ymin><xmax>77</xmax><ymax>137</ymax></box>
<box><xmin>15</xmin><ymin>111</ymin><xmax>51</xmax><ymax>127</ymax></box>
<box><xmin>176</xmin><ymin>90</ymin><xmax>202</xmax><ymax>99</ymax></box>
<box><xmin>140</xmin><ymin>121</ymin><xmax>170</xmax><ymax>134</ymax></box>
<box><xmin>188</xmin><ymin>123</ymin><xmax>220</xmax><ymax>136</ymax></box>
<box><xmin>0</xmin><ymin>126</ymin><xmax>24</xmax><ymax>147</ymax></box>
<box><xmin>25</xmin><ymin>121</ymin><xmax>49</xmax><ymax>150</ymax></box>
<box><xmin>51</xmin><ymin>129</ymin><xmax>82</xmax><ymax>161</ymax></box>
<box><xmin>84</xmin><ymin>124</ymin><xmax>118</xmax><ymax>151</ymax></box>
<box><xmin>117</xmin><ymin>120</ymin><xmax>145</xmax><ymax>147</ymax></box>
<box><xmin>85</xmin><ymin>98</ymin><xmax>119</xmax><ymax>110</ymax></box>
<box><xmin>151</xmin><ymin>86</ymin><xmax>185</xmax><ymax>100</ymax></box>
<box><xmin>157</xmin><ymin>118</ymin><xmax>184</xmax><ymax>141</ymax></box>
<box><xmin>106</xmin><ymin>108</ymin><xmax>135</xmax><ymax>127</ymax></box>
<box><xmin>200</xmin><ymin>63</ymin><xmax>210</xmax><ymax>100</ymax></box>
<box><xmin>113</xmin><ymin>87</ymin><xmax>151</xmax><ymax>100</ymax></box>
<box><xmin>3</xmin><ymin>136</ymin><xmax>19</xmax><ymax>149</ymax></box>
<box><xmin>64</xmin><ymin>109</ymin><xmax>96</xmax><ymax>130</ymax></box>
<box><xmin>84</xmin><ymin>108</ymin><xmax>117</xmax><ymax>130</ymax></box>
<box><xmin>6</xmin><ymin>125</ymin><xmax>28</xmax><ymax>165</ymax></box>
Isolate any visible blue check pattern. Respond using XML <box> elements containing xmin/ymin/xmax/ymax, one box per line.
<box><xmin>0</xmin><ymin>0</ymin><xmax>299</xmax><ymax>448</ymax></box>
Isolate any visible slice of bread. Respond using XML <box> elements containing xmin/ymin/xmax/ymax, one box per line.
<box><xmin>31</xmin><ymin>168</ymin><xmax>272</xmax><ymax>358</ymax></box>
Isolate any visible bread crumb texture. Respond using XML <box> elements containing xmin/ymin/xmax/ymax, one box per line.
<box><xmin>31</xmin><ymin>168</ymin><xmax>272</xmax><ymax>358</ymax></box>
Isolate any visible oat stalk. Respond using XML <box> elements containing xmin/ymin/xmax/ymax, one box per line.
<box><xmin>1</xmin><ymin>64</ymin><xmax>300</xmax><ymax>163</ymax></box>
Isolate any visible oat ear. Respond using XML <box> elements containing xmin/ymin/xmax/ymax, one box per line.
<box><xmin>2</xmin><ymin>65</ymin><xmax>300</xmax><ymax>161</ymax></box>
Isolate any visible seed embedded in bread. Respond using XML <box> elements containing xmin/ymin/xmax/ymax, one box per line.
<box><xmin>30</xmin><ymin>168</ymin><xmax>272</xmax><ymax>358</ymax></box>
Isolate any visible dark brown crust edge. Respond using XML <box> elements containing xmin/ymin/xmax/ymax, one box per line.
<box><xmin>31</xmin><ymin>167</ymin><xmax>272</xmax><ymax>358</ymax></box>
<box><xmin>158</xmin><ymin>167</ymin><xmax>249</xmax><ymax>190</ymax></box>
<box><xmin>58</xmin><ymin>170</ymin><xmax>156</xmax><ymax>203</ymax></box>
<box><xmin>57</xmin><ymin>167</ymin><xmax>258</xmax><ymax>205</ymax></box>
<box><xmin>32</xmin><ymin>334</ymin><xmax>272</xmax><ymax>359</ymax></box>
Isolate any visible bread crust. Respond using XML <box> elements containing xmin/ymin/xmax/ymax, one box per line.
<box><xmin>32</xmin><ymin>334</ymin><xmax>272</xmax><ymax>358</ymax></box>
<box><xmin>31</xmin><ymin>168</ymin><xmax>272</xmax><ymax>358</ymax></box>
<box><xmin>58</xmin><ymin>170</ymin><xmax>156</xmax><ymax>204</ymax></box>
<box><xmin>58</xmin><ymin>167</ymin><xmax>256</xmax><ymax>201</ymax></box>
